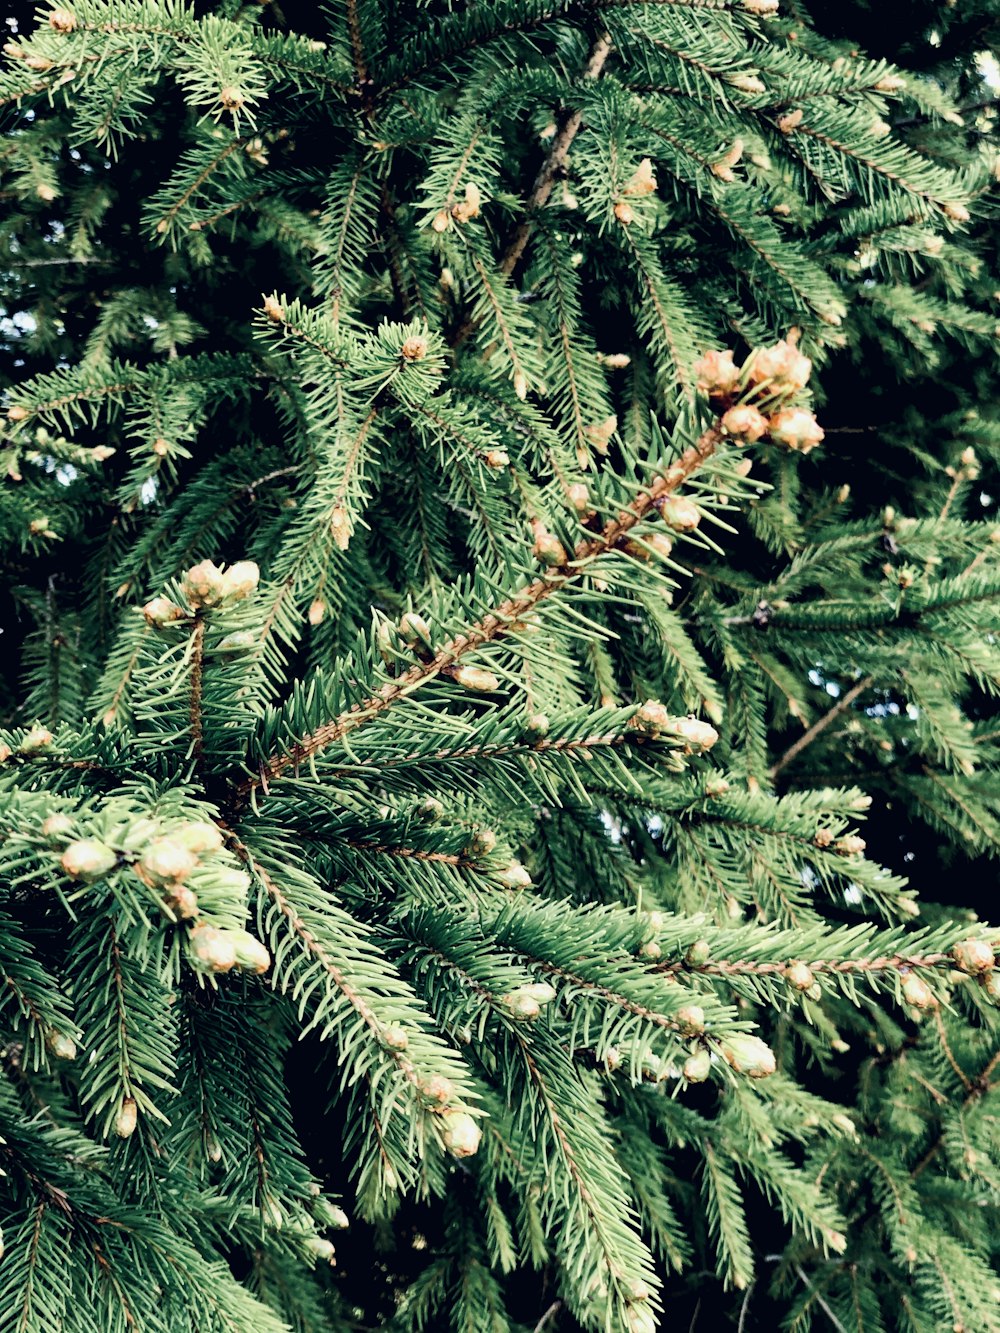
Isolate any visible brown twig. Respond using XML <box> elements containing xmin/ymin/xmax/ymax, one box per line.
<box><xmin>769</xmin><ymin>674</ymin><xmax>875</xmax><ymax>780</ymax></box>
<box><xmin>663</xmin><ymin>952</ymin><xmax>952</xmax><ymax>979</ymax></box>
<box><xmin>911</xmin><ymin>1047</ymin><xmax>1000</xmax><ymax>1179</ymax></box>
<box><xmin>189</xmin><ymin>616</ymin><xmax>206</xmax><ymax>772</ymax></box>
<box><xmin>232</xmin><ymin>424</ymin><xmax>721</xmax><ymax>805</ymax></box>
<box><xmin>499</xmin><ymin>31</ymin><xmax>613</xmax><ymax>278</ymax></box>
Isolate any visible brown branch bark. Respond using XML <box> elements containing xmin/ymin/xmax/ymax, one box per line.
<box><xmin>232</xmin><ymin>423</ymin><xmax>721</xmax><ymax>806</ymax></box>
<box><xmin>189</xmin><ymin>616</ymin><xmax>206</xmax><ymax>771</ymax></box>
<box><xmin>499</xmin><ymin>31</ymin><xmax>613</xmax><ymax>278</ymax></box>
<box><xmin>769</xmin><ymin>674</ymin><xmax>875</xmax><ymax>780</ymax></box>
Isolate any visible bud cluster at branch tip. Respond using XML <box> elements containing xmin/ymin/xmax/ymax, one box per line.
<box><xmin>693</xmin><ymin>334</ymin><xmax>825</xmax><ymax>454</ymax></box>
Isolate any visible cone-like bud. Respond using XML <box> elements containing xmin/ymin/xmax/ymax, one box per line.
<box><xmin>533</xmin><ymin>530</ymin><xmax>568</xmax><ymax>566</ymax></box>
<box><xmin>720</xmin><ymin>1034</ymin><xmax>777</xmax><ymax>1078</ymax></box>
<box><xmin>521</xmin><ymin>982</ymin><xmax>557</xmax><ymax>1004</ymax></box>
<box><xmin>19</xmin><ymin>726</ymin><xmax>54</xmax><ymax>753</ymax></box>
<box><xmin>382</xmin><ymin>1026</ymin><xmax>409</xmax><ymax>1051</ymax></box>
<box><xmin>676</xmin><ymin>1005</ymin><xmax>706</xmax><ymax>1035</ymax></box>
<box><xmin>61</xmin><ymin>839</ymin><xmax>117</xmax><ymax>882</ymax></box>
<box><xmin>671</xmin><ymin>717</ymin><xmax>719</xmax><ymax>751</ymax></box>
<box><xmin>47</xmin><ymin>1030</ymin><xmax>77</xmax><ymax>1060</ymax></box>
<box><xmin>162</xmin><ymin>885</ymin><xmax>199</xmax><ymax>920</ymax></box>
<box><xmin>401</xmin><ymin>335</ymin><xmax>428</xmax><ymax>361</ymax></box>
<box><xmin>420</xmin><ymin>1074</ymin><xmax>454</xmax><ymax>1105</ymax></box>
<box><xmin>115</xmin><ymin>1097</ymin><xmax>138</xmax><ymax>1139</ymax></box>
<box><xmin>769</xmin><ymin>408</ymin><xmax>824</xmax><ymax>453</ymax></box>
<box><xmin>526</xmin><ymin>713</ymin><xmax>550</xmax><ymax>736</ymax></box>
<box><xmin>496</xmin><ymin>860</ymin><xmax>532</xmax><ymax>890</ymax></box>
<box><xmin>721</xmin><ymin>404</ymin><xmax>768</xmax><ymax>443</ymax></box>
<box><xmin>614</xmin><ymin>201</ymin><xmax>635</xmax><ymax>225</ymax></box>
<box><xmin>568</xmin><ymin>482</ymin><xmax>591</xmax><ymax>513</ymax></box>
<box><xmin>728</xmin><ymin>72</ymin><xmax>767</xmax><ymax>95</ymax></box>
<box><xmin>835</xmin><ymin>835</ymin><xmax>866</xmax><ymax>856</ymax></box>
<box><xmin>181</xmin><ymin>560</ymin><xmax>226</xmax><ymax>608</ymax></box>
<box><xmin>320</xmin><ymin>1202</ymin><xmax>350</xmax><ymax>1230</ymax></box>
<box><xmin>142</xmin><ymin>596</ymin><xmax>186</xmax><ymax>627</ymax></box>
<box><xmin>263</xmin><ymin>295</ymin><xmax>285</xmax><ymax>322</ymax></box>
<box><xmin>138</xmin><ymin>838</ymin><xmax>198</xmax><ymax>887</ymax></box>
<box><xmin>231</xmin><ymin>930</ymin><xmax>271</xmax><ymax>974</ymax></box>
<box><xmin>750</xmin><ymin>339</ymin><xmax>812</xmax><ymax>390</ymax></box>
<box><xmin>188</xmin><ymin>924</ymin><xmax>238</xmax><ymax>974</ymax></box>
<box><xmin>451</xmin><ymin>181</ymin><xmax>481</xmax><ymax>223</ymax></box>
<box><xmin>623</xmin><ymin>158</ymin><xmax>657</xmax><ymax>197</ymax></box>
<box><xmin>642</xmin><ymin>532</ymin><xmax>674</xmax><ymax>561</ymax></box>
<box><xmin>440</xmin><ymin>1109</ymin><xmax>482</xmax><ymax>1159</ymax></box>
<box><xmin>633</xmin><ymin>699</ymin><xmax>670</xmax><ymax>736</ymax></box>
<box><xmin>219</xmin><ymin>86</ymin><xmax>245</xmax><ymax>111</ymax></box>
<box><xmin>901</xmin><ymin>971</ymin><xmax>936</xmax><ymax>1010</ymax></box>
<box><xmin>686</xmin><ymin>939</ymin><xmax>711</xmax><ymax>966</ymax></box>
<box><xmin>657</xmin><ymin>495</ymin><xmax>701</xmax><ymax>532</ymax></box>
<box><xmin>49</xmin><ymin>8</ymin><xmax>78</xmax><ymax>32</ymax></box>
<box><xmin>41</xmin><ymin>812</ymin><xmax>74</xmax><ymax>842</ymax></box>
<box><xmin>173</xmin><ymin>822</ymin><xmax>225</xmax><ymax>854</ymax></box>
<box><xmin>220</xmin><ymin>561</ymin><xmax>260</xmax><ymax>601</ymax></box>
<box><xmin>683</xmin><ymin>1048</ymin><xmax>712</xmax><ymax>1082</ymax></box>
<box><xmin>625</xmin><ymin>1302</ymin><xmax>657</xmax><ymax>1333</ymax></box>
<box><xmin>784</xmin><ymin>961</ymin><xmax>815</xmax><ymax>991</ymax></box>
<box><xmin>453</xmin><ymin>665</ymin><xmax>500</xmax><ymax>693</ymax></box>
<box><xmin>470</xmin><ymin>827</ymin><xmax>497</xmax><ymax>856</ymax></box>
<box><xmin>399</xmin><ymin>611</ymin><xmax>432</xmax><ymax>647</ymax></box>
<box><xmin>306</xmin><ymin>1237</ymin><xmax>336</xmax><ymax>1263</ymax></box>
<box><xmin>952</xmin><ymin>939</ymin><xmax>994</xmax><ymax>975</ymax></box>
<box><xmin>503</xmin><ymin>991</ymin><xmax>541</xmax><ymax>1019</ymax></box>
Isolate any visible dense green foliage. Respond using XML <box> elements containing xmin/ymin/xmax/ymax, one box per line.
<box><xmin>1</xmin><ymin>1</ymin><xmax>999</xmax><ymax>1330</ymax></box>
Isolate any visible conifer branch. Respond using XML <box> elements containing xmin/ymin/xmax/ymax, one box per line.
<box><xmin>188</xmin><ymin>615</ymin><xmax>206</xmax><ymax>772</ymax></box>
<box><xmin>498</xmin><ymin>30</ymin><xmax>613</xmax><ymax>278</ymax></box>
<box><xmin>236</xmin><ymin>423</ymin><xmax>721</xmax><ymax>800</ymax></box>
<box><xmin>669</xmin><ymin>952</ymin><xmax>952</xmax><ymax>978</ymax></box>
<box><xmin>769</xmin><ymin>675</ymin><xmax>875</xmax><ymax>779</ymax></box>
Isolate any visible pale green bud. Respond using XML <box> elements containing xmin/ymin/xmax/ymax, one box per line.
<box><xmin>61</xmin><ymin>839</ymin><xmax>117</xmax><ymax>882</ymax></box>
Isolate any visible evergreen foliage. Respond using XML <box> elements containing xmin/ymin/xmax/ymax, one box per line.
<box><xmin>1</xmin><ymin>1</ymin><xmax>998</xmax><ymax>1329</ymax></box>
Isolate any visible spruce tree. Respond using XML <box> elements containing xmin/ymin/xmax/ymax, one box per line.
<box><xmin>1</xmin><ymin>2</ymin><xmax>999</xmax><ymax>1330</ymax></box>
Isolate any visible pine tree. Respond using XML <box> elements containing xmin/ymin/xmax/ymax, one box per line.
<box><xmin>1</xmin><ymin>2</ymin><xmax>999</xmax><ymax>1330</ymax></box>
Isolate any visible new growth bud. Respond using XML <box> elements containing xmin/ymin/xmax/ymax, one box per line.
<box><xmin>693</xmin><ymin>349</ymin><xmax>740</xmax><ymax>398</ymax></box>
<box><xmin>901</xmin><ymin>970</ymin><xmax>936</xmax><ymax>1010</ymax></box>
<box><xmin>657</xmin><ymin>495</ymin><xmax>701</xmax><ymax>532</ymax></box>
<box><xmin>188</xmin><ymin>924</ymin><xmax>238</xmax><ymax>974</ymax></box>
<box><xmin>115</xmin><ymin>1097</ymin><xmax>138</xmax><ymax>1139</ymax></box>
<box><xmin>440</xmin><ymin>1109</ymin><xmax>482</xmax><ymax>1159</ymax></box>
<box><xmin>720</xmin><ymin>1034</ymin><xmax>777</xmax><ymax>1078</ymax></box>
<box><xmin>683</xmin><ymin>1049</ymin><xmax>712</xmax><ymax>1082</ymax></box>
<box><xmin>452</xmin><ymin>665</ymin><xmax>500</xmax><ymax>693</ymax></box>
<box><xmin>750</xmin><ymin>339</ymin><xmax>812</xmax><ymax>390</ymax></box>
<box><xmin>952</xmin><ymin>939</ymin><xmax>994</xmax><ymax>975</ymax></box>
<box><xmin>61</xmin><ymin>839</ymin><xmax>117</xmax><ymax>882</ymax></box>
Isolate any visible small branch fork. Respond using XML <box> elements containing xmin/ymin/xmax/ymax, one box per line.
<box><xmin>232</xmin><ymin>424</ymin><xmax>722</xmax><ymax>806</ymax></box>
